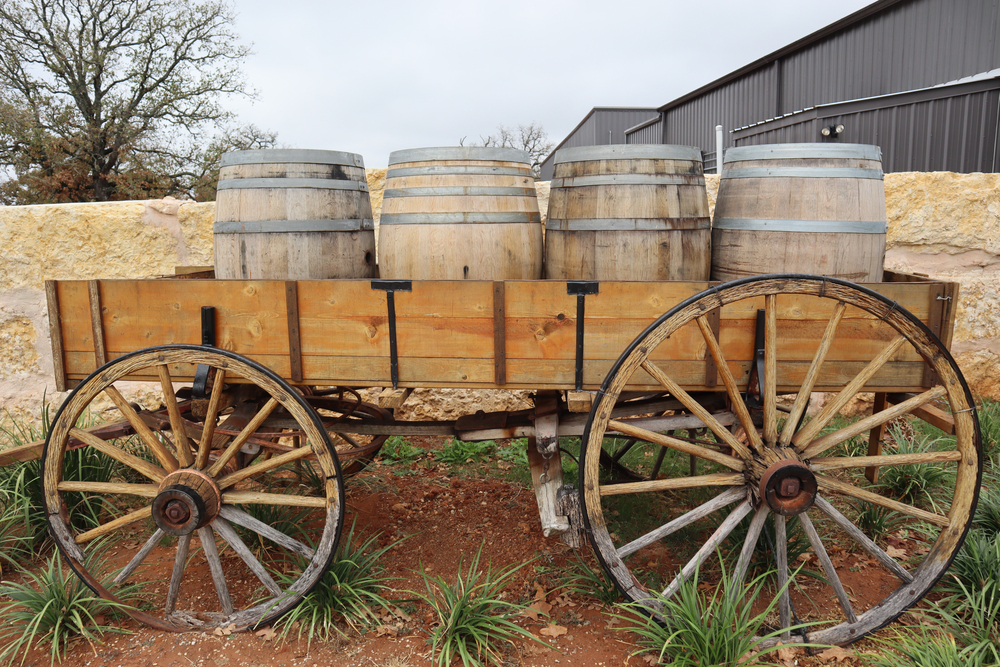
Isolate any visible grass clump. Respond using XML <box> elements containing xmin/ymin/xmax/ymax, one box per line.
<box><xmin>436</xmin><ymin>438</ymin><xmax>495</xmax><ymax>466</ymax></box>
<box><xmin>272</xmin><ymin>522</ymin><xmax>397</xmax><ymax>647</ymax></box>
<box><xmin>615</xmin><ymin>561</ymin><xmax>820</xmax><ymax>667</ymax></box>
<box><xmin>413</xmin><ymin>544</ymin><xmax>544</xmax><ymax>667</ymax></box>
<box><xmin>0</xmin><ymin>548</ymin><xmax>139</xmax><ymax>666</ymax></box>
<box><xmin>876</xmin><ymin>424</ymin><xmax>951</xmax><ymax>509</ymax></box>
<box><xmin>380</xmin><ymin>436</ymin><xmax>423</xmax><ymax>464</ymax></box>
<box><xmin>557</xmin><ymin>552</ymin><xmax>619</xmax><ymax>605</ymax></box>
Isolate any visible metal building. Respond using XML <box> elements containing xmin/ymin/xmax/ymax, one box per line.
<box><xmin>538</xmin><ymin>107</ymin><xmax>658</xmax><ymax>180</ymax></box>
<box><xmin>549</xmin><ymin>0</ymin><xmax>1000</xmax><ymax>174</ymax></box>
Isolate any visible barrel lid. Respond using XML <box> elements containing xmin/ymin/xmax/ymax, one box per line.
<box><xmin>555</xmin><ymin>144</ymin><xmax>702</xmax><ymax>163</ymax></box>
<box><xmin>221</xmin><ymin>149</ymin><xmax>365</xmax><ymax>168</ymax></box>
<box><xmin>388</xmin><ymin>146</ymin><xmax>531</xmax><ymax>165</ymax></box>
<box><xmin>723</xmin><ymin>143</ymin><xmax>882</xmax><ymax>163</ymax></box>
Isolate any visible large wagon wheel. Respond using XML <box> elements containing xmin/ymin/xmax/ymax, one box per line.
<box><xmin>580</xmin><ymin>275</ymin><xmax>981</xmax><ymax>646</ymax></box>
<box><xmin>42</xmin><ymin>345</ymin><xmax>344</xmax><ymax>631</ymax></box>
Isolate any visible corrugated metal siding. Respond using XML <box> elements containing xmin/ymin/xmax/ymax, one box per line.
<box><xmin>540</xmin><ymin>108</ymin><xmax>658</xmax><ymax>179</ymax></box>
<box><xmin>732</xmin><ymin>82</ymin><xmax>1000</xmax><ymax>172</ymax></box>
<box><xmin>625</xmin><ymin>117</ymin><xmax>662</xmax><ymax>144</ymax></box>
<box><xmin>663</xmin><ymin>0</ymin><xmax>1000</xmax><ymax>161</ymax></box>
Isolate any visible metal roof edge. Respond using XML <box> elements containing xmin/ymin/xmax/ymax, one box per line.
<box><xmin>541</xmin><ymin>107</ymin><xmax>660</xmax><ymax>167</ymax></box>
<box><xmin>657</xmin><ymin>0</ymin><xmax>907</xmax><ymax>113</ymax></box>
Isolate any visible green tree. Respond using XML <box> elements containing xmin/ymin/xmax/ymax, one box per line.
<box><xmin>0</xmin><ymin>0</ymin><xmax>273</xmax><ymax>204</ymax></box>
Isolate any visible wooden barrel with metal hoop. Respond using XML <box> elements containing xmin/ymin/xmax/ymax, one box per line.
<box><xmin>213</xmin><ymin>149</ymin><xmax>376</xmax><ymax>280</ymax></box>
<box><xmin>377</xmin><ymin>147</ymin><xmax>542</xmax><ymax>280</ymax></box>
<box><xmin>543</xmin><ymin>144</ymin><xmax>712</xmax><ymax>280</ymax></box>
<box><xmin>711</xmin><ymin>143</ymin><xmax>886</xmax><ymax>282</ymax></box>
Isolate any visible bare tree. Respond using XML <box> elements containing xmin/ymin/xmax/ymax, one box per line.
<box><xmin>0</xmin><ymin>0</ymin><xmax>268</xmax><ymax>203</ymax></box>
<box><xmin>463</xmin><ymin>121</ymin><xmax>555</xmax><ymax>178</ymax></box>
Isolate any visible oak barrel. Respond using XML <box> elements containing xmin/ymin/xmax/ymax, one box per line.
<box><xmin>544</xmin><ymin>145</ymin><xmax>711</xmax><ymax>280</ymax></box>
<box><xmin>377</xmin><ymin>147</ymin><xmax>542</xmax><ymax>279</ymax></box>
<box><xmin>213</xmin><ymin>149</ymin><xmax>376</xmax><ymax>279</ymax></box>
<box><xmin>711</xmin><ymin>143</ymin><xmax>886</xmax><ymax>282</ymax></box>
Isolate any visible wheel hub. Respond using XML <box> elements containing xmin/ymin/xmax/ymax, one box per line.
<box><xmin>152</xmin><ymin>469</ymin><xmax>222</xmax><ymax>536</ymax></box>
<box><xmin>758</xmin><ymin>458</ymin><xmax>817</xmax><ymax>516</ymax></box>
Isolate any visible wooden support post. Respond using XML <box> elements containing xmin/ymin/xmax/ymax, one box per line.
<box><xmin>566</xmin><ymin>391</ymin><xmax>592</xmax><ymax>413</ymax></box>
<box><xmin>45</xmin><ymin>280</ymin><xmax>68</xmax><ymax>392</ymax></box>
<box><xmin>527</xmin><ymin>393</ymin><xmax>569</xmax><ymax>537</ymax></box>
<box><xmin>378</xmin><ymin>387</ymin><xmax>412</xmax><ymax>410</ymax></box>
<box><xmin>88</xmin><ymin>280</ymin><xmax>107</xmax><ymax>367</ymax></box>
<box><xmin>866</xmin><ymin>392</ymin><xmax>888</xmax><ymax>483</ymax></box>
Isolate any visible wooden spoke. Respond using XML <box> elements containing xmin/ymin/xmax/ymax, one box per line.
<box><xmin>600</xmin><ymin>472</ymin><xmax>745</xmax><ymax>497</ymax></box>
<box><xmin>800</xmin><ymin>386</ymin><xmax>948</xmax><ymax>459</ymax></box>
<box><xmin>732</xmin><ymin>503</ymin><xmax>768</xmax><ymax>598</ymax></box>
<box><xmin>608</xmin><ymin>419</ymin><xmax>744</xmax><ymax>471</ymax></box>
<box><xmin>810</xmin><ymin>450</ymin><xmax>962</xmax><ymax>472</ymax></box>
<box><xmin>800</xmin><ymin>512</ymin><xmax>857</xmax><ymax>624</ymax></box>
<box><xmin>75</xmin><ymin>506</ymin><xmax>152</xmax><ymax>544</ymax></box>
<box><xmin>206</xmin><ymin>397</ymin><xmax>280</xmax><ymax>477</ymax></box>
<box><xmin>793</xmin><ymin>335</ymin><xmax>907</xmax><ymax>449</ymax></box>
<box><xmin>763</xmin><ymin>294</ymin><xmax>778</xmax><ymax>444</ymax></box>
<box><xmin>696</xmin><ymin>315</ymin><xmax>764</xmax><ymax>453</ymax></box>
<box><xmin>813</xmin><ymin>496</ymin><xmax>913</xmax><ymax>583</ymax></box>
<box><xmin>639</xmin><ymin>360</ymin><xmax>754</xmax><ymax>460</ymax></box>
<box><xmin>58</xmin><ymin>481</ymin><xmax>158</xmax><ymax>498</ymax></box>
<box><xmin>216</xmin><ymin>444</ymin><xmax>316</xmax><ymax>491</ymax></box>
<box><xmin>778</xmin><ymin>302</ymin><xmax>846</xmax><ymax>447</ymax></box>
<box><xmin>617</xmin><ymin>487</ymin><xmax>745</xmax><ymax>558</ymax></box>
<box><xmin>198</xmin><ymin>527</ymin><xmax>233</xmax><ymax>616</ymax></box>
<box><xmin>104</xmin><ymin>385</ymin><xmax>179</xmax><ymax>472</ymax></box>
<box><xmin>817</xmin><ymin>475</ymin><xmax>950</xmax><ymax>527</ymax></box>
<box><xmin>219</xmin><ymin>506</ymin><xmax>315</xmax><ymax>559</ymax></box>
<box><xmin>662</xmin><ymin>500</ymin><xmax>753</xmax><ymax>598</ymax></box>
<box><xmin>649</xmin><ymin>445</ymin><xmax>668</xmax><ymax>479</ymax></box>
<box><xmin>114</xmin><ymin>528</ymin><xmax>164</xmax><ymax>585</ymax></box>
<box><xmin>222</xmin><ymin>490</ymin><xmax>326</xmax><ymax>508</ymax></box>
<box><xmin>70</xmin><ymin>428</ymin><xmax>165</xmax><ymax>483</ymax></box>
<box><xmin>775</xmin><ymin>515</ymin><xmax>790</xmax><ymax>638</ymax></box>
<box><xmin>212</xmin><ymin>518</ymin><xmax>283</xmax><ymax>597</ymax></box>
<box><xmin>165</xmin><ymin>534</ymin><xmax>192</xmax><ymax>615</ymax></box>
<box><xmin>196</xmin><ymin>368</ymin><xmax>227</xmax><ymax>469</ymax></box>
<box><xmin>157</xmin><ymin>365</ymin><xmax>192</xmax><ymax>467</ymax></box>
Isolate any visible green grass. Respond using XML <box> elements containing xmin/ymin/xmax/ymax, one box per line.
<box><xmin>413</xmin><ymin>544</ymin><xmax>545</xmax><ymax>667</ymax></box>
<box><xmin>852</xmin><ymin>500</ymin><xmax>903</xmax><ymax>544</ymax></box>
<box><xmin>876</xmin><ymin>423</ymin><xmax>953</xmax><ymax>510</ymax></box>
<box><xmin>977</xmin><ymin>399</ymin><xmax>999</xmax><ymax>467</ymax></box>
<box><xmin>436</xmin><ymin>438</ymin><xmax>496</xmax><ymax>466</ymax></box>
<box><xmin>272</xmin><ymin>522</ymin><xmax>399</xmax><ymax>646</ymax></box>
<box><xmin>557</xmin><ymin>552</ymin><xmax>619</xmax><ymax>605</ymax></box>
<box><xmin>380</xmin><ymin>436</ymin><xmax>424</xmax><ymax>464</ymax></box>
<box><xmin>942</xmin><ymin>529</ymin><xmax>1000</xmax><ymax>593</ymax></box>
<box><xmin>0</xmin><ymin>546</ymin><xmax>140</xmax><ymax>666</ymax></box>
<box><xmin>235</xmin><ymin>500</ymin><xmax>314</xmax><ymax>561</ymax></box>
<box><xmin>614</xmin><ymin>560</ymin><xmax>822</xmax><ymax>667</ymax></box>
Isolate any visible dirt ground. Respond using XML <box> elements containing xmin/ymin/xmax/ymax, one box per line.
<box><xmin>7</xmin><ymin>437</ymin><xmax>903</xmax><ymax>667</ymax></box>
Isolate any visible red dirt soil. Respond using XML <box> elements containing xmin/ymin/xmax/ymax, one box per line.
<box><xmin>5</xmin><ymin>437</ymin><xmax>897</xmax><ymax>667</ymax></box>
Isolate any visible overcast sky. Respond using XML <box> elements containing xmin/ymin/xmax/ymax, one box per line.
<box><xmin>227</xmin><ymin>0</ymin><xmax>875</xmax><ymax>167</ymax></box>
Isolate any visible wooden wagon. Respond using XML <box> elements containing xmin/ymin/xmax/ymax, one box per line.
<box><xmin>27</xmin><ymin>271</ymin><xmax>980</xmax><ymax>646</ymax></box>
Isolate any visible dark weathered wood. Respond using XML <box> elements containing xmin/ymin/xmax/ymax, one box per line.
<box><xmin>87</xmin><ymin>280</ymin><xmax>107</xmax><ymax>367</ymax></box>
<box><xmin>866</xmin><ymin>392</ymin><xmax>888</xmax><ymax>483</ymax></box>
<box><xmin>45</xmin><ymin>280</ymin><xmax>68</xmax><ymax>392</ymax></box>
<box><xmin>286</xmin><ymin>281</ymin><xmax>303</xmax><ymax>382</ymax></box>
<box><xmin>493</xmin><ymin>281</ymin><xmax>506</xmax><ymax>384</ymax></box>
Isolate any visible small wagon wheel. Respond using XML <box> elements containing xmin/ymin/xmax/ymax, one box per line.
<box><xmin>579</xmin><ymin>275</ymin><xmax>981</xmax><ymax>646</ymax></box>
<box><xmin>42</xmin><ymin>345</ymin><xmax>344</xmax><ymax>632</ymax></box>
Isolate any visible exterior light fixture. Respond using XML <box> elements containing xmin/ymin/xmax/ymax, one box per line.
<box><xmin>821</xmin><ymin>124</ymin><xmax>846</xmax><ymax>137</ymax></box>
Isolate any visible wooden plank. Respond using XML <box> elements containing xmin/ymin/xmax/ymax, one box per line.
<box><xmin>88</xmin><ymin>280</ymin><xmax>107</xmax><ymax>367</ymax></box>
<box><xmin>45</xmin><ymin>280</ymin><xmax>68</xmax><ymax>392</ymax></box>
<box><xmin>378</xmin><ymin>387</ymin><xmax>412</xmax><ymax>409</ymax></box>
<box><xmin>493</xmin><ymin>281</ymin><xmax>506</xmax><ymax>384</ymax></box>
<box><xmin>286</xmin><ymin>281</ymin><xmax>303</xmax><ymax>382</ymax></box>
<box><xmin>566</xmin><ymin>391</ymin><xmax>592</xmax><ymax>413</ymax></box>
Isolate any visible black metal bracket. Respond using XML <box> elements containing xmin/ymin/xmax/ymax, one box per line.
<box><xmin>567</xmin><ymin>281</ymin><xmax>599</xmax><ymax>391</ymax></box>
<box><xmin>372</xmin><ymin>281</ymin><xmax>412</xmax><ymax>389</ymax></box>
<box><xmin>192</xmin><ymin>306</ymin><xmax>216</xmax><ymax>398</ymax></box>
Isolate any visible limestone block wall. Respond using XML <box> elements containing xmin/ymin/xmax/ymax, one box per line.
<box><xmin>0</xmin><ymin>198</ymin><xmax>215</xmax><ymax>428</ymax></box>
<box><xmin>0</xmin><ymin>172</ymin><xmax>996</xmax><ymax>434</ymax></box>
